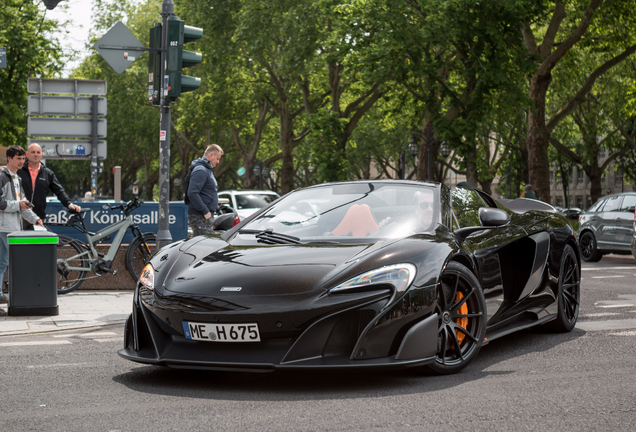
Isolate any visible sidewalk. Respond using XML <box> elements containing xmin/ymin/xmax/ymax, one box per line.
<box><xmin>0</xmin><ymin>290</ymin><xmax>132</xmax><ymax>336</ymax></box>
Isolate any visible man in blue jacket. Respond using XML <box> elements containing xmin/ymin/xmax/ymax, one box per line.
<box><xmin>187</xmin><ymin>144</ymin><xmax>224</xmax><ymax>236</ymax></box>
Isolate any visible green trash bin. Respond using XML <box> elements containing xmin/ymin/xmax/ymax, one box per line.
<box><xmin>8</xmin><ymin>231</ymin><xmax>59</xmax><ymax>316</ymax></box>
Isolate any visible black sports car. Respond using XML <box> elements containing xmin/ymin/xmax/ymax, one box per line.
<box><xmin>119</xmin><ymin>180</ymin><xmax>581</xmax><ymax>374</ymax></box>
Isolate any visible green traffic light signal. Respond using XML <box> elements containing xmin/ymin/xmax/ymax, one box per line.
<box><xmin>147</xmin><ymin>23</ymin><xmax>162</xmax><ymax>106</ymax></box>
<box><xmin>165</xmin><ymin>16</ymin><xmax>203</xmax><ymax>101</ymax></box>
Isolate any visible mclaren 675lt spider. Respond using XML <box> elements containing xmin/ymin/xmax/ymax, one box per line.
<box><xmin>119</xmin><ymin>180</ymin><xmax>580</xmax><ymax>374</ymax></box>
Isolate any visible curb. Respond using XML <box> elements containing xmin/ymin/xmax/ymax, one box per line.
<box><xmin>0</xmin><ymin>319</ymin><xmax>127</xmax><ymax>337</ymax></box>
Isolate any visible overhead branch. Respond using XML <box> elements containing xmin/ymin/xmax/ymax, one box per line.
<box><xmin>550</xmin><ymin>137</ymin><xmax>582</xmax><ymax>164</ymax></box>
<box><xmin>547</xmin><ymin>43</ymin><xmax>636</xmax><ymax>132</ymax></box>
<box><xmin>539</xmin><ymin>0</ymin><xmax>602</xmax><ymax>75</ymax></box>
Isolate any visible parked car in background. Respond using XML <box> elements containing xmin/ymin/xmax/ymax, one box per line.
<box><xmin>218</xmin><ymin>190</ymin><xmax>280</xmax><ymax>219</ymax></box>
<box><xmin>577</xmin><ymin>192</ymin><xmax>636</xmax><ymax>262</ymax></box>
<box><xmin>564</xmin><ymin>207</ymin><xmax>583</xmax><ymax>220</ymax></box>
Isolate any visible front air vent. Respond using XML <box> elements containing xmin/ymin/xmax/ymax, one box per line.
<box><xmin>323</xmin><ymin>299</ymin><xmax>387</xmax><ymax>358</ymax></box>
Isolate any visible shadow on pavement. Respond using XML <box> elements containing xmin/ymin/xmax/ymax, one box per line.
<box><xmin>112</xmin><ymin>327</ymin><xmax>585</xmax><ymax>401</ymax></box>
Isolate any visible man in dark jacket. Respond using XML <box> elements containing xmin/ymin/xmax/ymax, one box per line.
<box><xmin>187</xmin><ymin>144</ymin><xmax>223</xmax><ymax>236</ymax></box>
<box><xmin>18</xmin><ymin>143</ymin><xmax>81</xmax><ymax>229</ymax></box>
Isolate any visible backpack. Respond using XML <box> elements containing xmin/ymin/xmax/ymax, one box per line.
<box><xmin>183</xmin><ymin>170</ymin><xmax>192</xmax><ymax>204</ymax></box>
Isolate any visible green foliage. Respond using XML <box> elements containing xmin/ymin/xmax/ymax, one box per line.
<box><xmin>0</xmin><ymin>0</ymin><xmax>64</xmax><ymax>147</ymax></box>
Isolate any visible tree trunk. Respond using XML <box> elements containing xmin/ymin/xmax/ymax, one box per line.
<box><xmin>279</xmin><ymin>99</ymin><xmax>295</xmax><ymax>194</ymax></box>
<box><xmin>527</xmin><ymin>74</ymin><xmax>552</xmax><ymax>202</ymax></box>
<box><xmin>479</xmin><ymin>179</ymin><xmax>493</xmax><ymax>196</ymax></box>
<box><xmin>465</xmin><ymin>145</ymin><xmax>478</xmax><ymax>187</ymax></box>
<box><xmin>584</xmin><ymin>162</ymin><xmax>602</xmax><ymax>203</ymax></box>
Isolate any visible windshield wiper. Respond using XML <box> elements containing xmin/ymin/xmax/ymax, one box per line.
<box><xmin>239</xmin><ymin>228</ymin><xmax>301</xmax><ymax>245</ymax></box>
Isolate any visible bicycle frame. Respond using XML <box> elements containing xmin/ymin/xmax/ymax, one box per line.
<box><xmin>62</xmin><ymin>214</ymin><xmax>142</xmax><ymax>272</ymax></box>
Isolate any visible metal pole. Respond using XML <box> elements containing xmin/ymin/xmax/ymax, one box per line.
<box><xmin>114</xmin><ymin>166</ymin><xmax>121</xmax><ymax>202</ymax></box>
<box><xmin>427</xmin><ymin>130</ymin><xmax>433</xmax><ymax>181</ymax></box>
<box><xmin>91</xmin><ymin>95</ymin><xmax>99</xmax><ymax>195</ymax></box>
<box><xmin>156</xmin><ymin>0</ymin><xmax>174</xmax><ymax>250</ymax></box>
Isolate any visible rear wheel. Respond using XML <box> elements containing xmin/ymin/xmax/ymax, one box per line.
<box><xmin>126</xmin><ymin>233</ymin><xmax>156</xmax><ymax>281</ymax></box>
<box><xmin>544</xmin><ymin>245</ymin><xmax>580</xmax><ymax>332</ymax></box>
<box><xmin>579</xmin><ymin>231</ymin><xmax>602</xmax><ymax>262</ymax></box>
<box><xmin>425</xmin><ymin>261</ymin><xmax>486</xmax><ymax>375</ymax></box>
<box><xmin>56</xmin><ymin>235</ymin><xmax>87</xmax><ymax>294</ymax></box>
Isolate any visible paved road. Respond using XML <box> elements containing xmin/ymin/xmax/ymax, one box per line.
<box><xmin>1</xmin><ymin>255</ymin><xmax>635</xmax><ymax>431</ymax></box>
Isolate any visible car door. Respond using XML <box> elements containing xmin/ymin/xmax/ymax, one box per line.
<box><xmin>451</xmin><ymin>186</ymin><xmax>526</xmax><ymax>324</ymax></box>
<box><xmin>596</xmin><ymin>195</ymin><xmax>623</xmax><ymax>248</ymax></box>
<box><xmin>614</xmin><ymin>194</ymin><xmax>636</xmax><ymax>249</ymax></box>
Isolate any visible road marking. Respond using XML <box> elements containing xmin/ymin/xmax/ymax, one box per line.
<box><xmin>590</xmin><ymin>275</ymin><xmax>624</xmax><ymax>279</ymax></box>
<box><xmin>27</xmin><ymin>363</ymin><xmax>92</xmax><ymax>369</ymax></box>
<box><xmin>95</xmin><ymin>338</ymin><xmax>121</xmax><ymax>343</ymax></box>
<box><xmin>52</xmin><ymin>331</ymin><xmax>117</xmax><ymax>338</ymax></box>
<box><xmin>580</xmin><ymin>312</ymin><xmax>619</xmax><ymax>317</ymax></box>
<box><xmin>598</xmin><ymin>304</ymin><xmax>634</xmax><ymax>308</ymax></box>
<box><xmin>609</xmin><ymin>330</ymin><xmax>636</xmax><ymax>336</ymax></box>
<box><xmin>0</xmin><ymin>340</ymin><xmax>72</xmax><ymax>347</ymax></box>
<box><xmin>577</xmin><ymin>319</ymin><xmax>636</xmax><ymax>331</ymax></box>
<box><xmin>581</xmin><ymin>266</ymin><xmax>636</xmax><ymax>271</ymax></box>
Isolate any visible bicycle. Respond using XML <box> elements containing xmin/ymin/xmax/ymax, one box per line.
<box><xmin>49</xmin><ymin>196</ymin><xmax>157</xmax><ymax>294</ymax></box>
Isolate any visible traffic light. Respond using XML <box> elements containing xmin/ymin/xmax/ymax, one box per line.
<box><xmin>147</xmin><ymin>23</ymin><xmax>162</xmax><ymax>105</ymax></box>
<box><xmin>165</xmin><ymin>16</ymin><xmax>203</xmax><ymax>101</ymax></box>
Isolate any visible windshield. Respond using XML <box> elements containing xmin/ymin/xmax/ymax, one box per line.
<box><xmin>240</xmin><ymin>182</ymin><xmax>440</xmax><ymax>241</ymax></box>
<box><xmin>235</xmin><ymin>193</ymin><xmax>279</xmax><ymax>210</ymax></box>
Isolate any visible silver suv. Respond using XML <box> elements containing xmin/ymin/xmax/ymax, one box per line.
<box><xmin>577</xmin><ymin>192</ymin><xmax>636</xmax><ymax>262</ymax></box>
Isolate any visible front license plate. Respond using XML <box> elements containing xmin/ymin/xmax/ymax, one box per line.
<box><xmin>182</xmin><ymin>321</ymin><xmax>261</xmax><ymax>342</ymax></box>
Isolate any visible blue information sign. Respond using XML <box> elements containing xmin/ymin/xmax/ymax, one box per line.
<box><xmin>44</xmin><ymin>201</ymin><xmax>188</xmax><ymax>244</ymax></box>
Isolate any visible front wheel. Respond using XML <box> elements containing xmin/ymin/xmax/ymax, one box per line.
<box><xmin>424</xmin><ymin>261</ymin><xmax>487</xmax><ymax>375</ymax></box>
<box><xmin>579</xmin><ymin>231</ymin><xmax>602</xmax><ymax>262</ymax></box>
<box><xmin>56</xmin><ymin>235</ymin><xmax>87</xmax><ymax>294</ymax></box>
<box><xmin>125</xmin><ymin>233</ymin><xmax>156</xmax><ymax>282</ymax></box>
<box><xmin>544</xmin><ymin>245</ymin><xmax>580</xmax><ymax>332</ymax></box>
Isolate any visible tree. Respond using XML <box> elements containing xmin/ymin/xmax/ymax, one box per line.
<box><xmin>521</xmin><ymin>0</ymin><xmax>636</xmax><ymax>203</ymax></box>
<box><xmin>0</xmin><ymin>0</ymin><xmax>64</xmax><ymax>146</ymax></box>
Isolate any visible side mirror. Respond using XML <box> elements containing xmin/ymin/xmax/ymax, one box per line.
<box><xmin>211</xmin><ymin>213</ymin><xmax>235</xmax><ymax>231</ymax></box>
<box><xmin>479</xmin><ymin>207</ymin><xmax>510</xmax><ymax>227</ymax></box>
<box><xmin>453</xmin><ymin>207</ymin><xmax>510</xmax><ymax>243</ymax></box>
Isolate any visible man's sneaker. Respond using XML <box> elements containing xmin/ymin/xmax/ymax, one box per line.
<box><xmin>0</xmin><ymin>294</ymin><xmax>8</xmax><ymax>304</ymax></box>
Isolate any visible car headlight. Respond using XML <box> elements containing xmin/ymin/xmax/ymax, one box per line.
<box><xmin>330</xmin><ymin>264</ymin><xmax>416</xmax><ymax>302</ymax></box>
<box><xmin>139</xmin><ymin>263</ymin><xmax>155</xmax><ymax>290</ymax></box>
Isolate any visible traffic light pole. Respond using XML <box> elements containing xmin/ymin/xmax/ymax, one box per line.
<box><xmin>156</xmin><ymin>0</ymin><xmax>175</xmax><ymax>250</ymax></box>
<box><xmin>91</xmin><ymin>95</ymin><xmax>99</xmax><ymax>195</ymax></box>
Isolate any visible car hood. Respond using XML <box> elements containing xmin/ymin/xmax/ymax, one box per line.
<box><xmin>162</xmin><ymin>238</ymin><xmax>373</xmax><ymax>298</ymax></box>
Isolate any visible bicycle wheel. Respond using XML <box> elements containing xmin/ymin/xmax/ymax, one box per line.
<box><xmin>126</xmin><ymin>233</ymin><xmax>157</xmax><ymax>282</ymax></box>
<box><xmin>57</xmin><ymin>235</ymin><xmax>87</xmax><ymax>294</ymax></box>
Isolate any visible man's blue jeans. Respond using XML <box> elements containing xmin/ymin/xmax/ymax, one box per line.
<box><xmin>0</xmin><ymin>232</ymin><xmax>9</xmax><ymax>288</ymax></box>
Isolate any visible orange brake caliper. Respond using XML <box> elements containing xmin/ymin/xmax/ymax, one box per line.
<box><xmin>455</xmin><ymin>292</ymin><xmax>468</xmax><ymax>345</ymax></box>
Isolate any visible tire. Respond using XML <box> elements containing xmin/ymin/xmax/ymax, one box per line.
<box><xmin>126</xmin><ymin>233</ymin><xmax>156</xmax><ymax>282</ymax></box>
<box><xmin>425</xmin><ymin>261</ymin><xmax>487</xmax><ymax>375</ymax></box>
<box><xmin>579</xmin><ymin>231</ymin><xmax>602</xmax><ymax>262</ymax></box>
<box><xmin>544</xmin><ymin>245</ymin><xmax>581</xmax><ymax>332</ymax></box>
<box><xmin>56</xmin><ymin>235</ymin><xmax>87</xmax><ymax>294</ymax></box>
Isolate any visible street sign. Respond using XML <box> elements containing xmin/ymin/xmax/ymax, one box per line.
<box><xmin>27</xmin><ymin>78</ymin><xmax>106</xmax><ymax>95</ymax></box>
<box><xmin>27</xmin><ymin>118</ymin><xmax>107</xmax><ymax>138</ymax></box>
<box><xmin>94</xmin><ymin>21</ymin><xmax>146</xmax><ymax>74</ymax></box>
<box><xmin>0</xmin><ymin>47</ymin><xmax>6</xmax><ymax>69</ymax></box>
<box><xmin>27</xmin><ymin>95</ymin><xmax>107</xmax><ymax>116</ymax></box>
<box><xmin>27</xmin><ymin>139</ymin><xmax>107</xmax><ymax>160</ymax></box>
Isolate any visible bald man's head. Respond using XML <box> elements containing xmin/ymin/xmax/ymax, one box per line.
<box><xmin>26</xmin><ymin>143</ymin><xmax>43</xmax><ymax>166</ymax></box>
